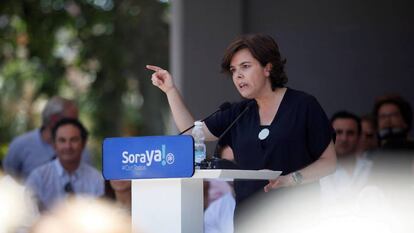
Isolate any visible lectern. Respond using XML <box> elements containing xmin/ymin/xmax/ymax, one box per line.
<box><xmin>102</xmin><ymin>136</ymin><xmax>281</xmax><ymax>233</ymax></box>
<box><xmin>131</xmin><ymin>169</ymin><xmax>281</xmax><ymax>233</ymax></box>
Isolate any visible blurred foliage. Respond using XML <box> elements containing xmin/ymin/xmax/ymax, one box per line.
<box><xmin>0</xmin><ymin>0</ymin><xmax>170</xmax><ymax>164</ymax></box>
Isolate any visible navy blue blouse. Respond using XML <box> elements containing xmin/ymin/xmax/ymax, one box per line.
<box><xmin>205</xmin><ymin>88</ymin><xmax>334</xmax><ymax>204</ymax></box>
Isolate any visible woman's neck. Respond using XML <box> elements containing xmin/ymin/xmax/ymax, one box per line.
<box><xmin>256</xmin><ymin>87</ymin><xmax>287</xmax><ymax>125</ymax></box>
<box><xmin>255</xmin><ymin>87</ymin><xmax>286</xmax><ymax>109</ymax></box>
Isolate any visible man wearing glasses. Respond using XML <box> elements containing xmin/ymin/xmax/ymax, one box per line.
<box><xmin>374</xmin><ymin>95</ymin><xmax>414</xmax><ymax>149</ymax></box>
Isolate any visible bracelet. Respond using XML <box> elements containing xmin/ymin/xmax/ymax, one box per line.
<box><xmin>291</xmin><ymin>171</ymin><xmax>303</xmax><ymax>185</ymax></box>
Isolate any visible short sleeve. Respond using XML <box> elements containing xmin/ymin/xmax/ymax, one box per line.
<box><xmin>204</xmin><ymin>109</ymin><xmax>231</xmax><ymax>138</ymax></box>
<box><xmin>204</xmin><ymin>100</ymin><xmax>253</xmax><ymax>146</ymax></box>
<box><xmin>3</xmin><ymin>139</ymin><xmax>22</xmax><ymax>178</ymax></box>
<box><xmin>204</xmin><ymin>108</ymin><xmax>233</xmax><ymax>147</ymax></box>
<box><xmin>305</xmin><ymin>96</ymin><xmax>334</xmax><ymax>160</ymax></box>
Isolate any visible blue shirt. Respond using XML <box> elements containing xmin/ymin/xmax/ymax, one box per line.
<box><xmin>205</xmin><ymin>88</ymin><xmax>334</xmax><ymax>204</ymax></box>
<box><xmin>3</xmin><ymin>128</ymin><xmax>92</xmax><ymax>180</ymax></box>
<box><xmin>25</xmin><ymin>159</ymin><xmax>104</xmax><ymax>211</ymax></box>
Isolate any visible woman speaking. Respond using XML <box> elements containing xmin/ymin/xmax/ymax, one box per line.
<box><xmin>146</xmin><ymin>34</ymin><xmax>336</xmax><ymax>215</ymax></box>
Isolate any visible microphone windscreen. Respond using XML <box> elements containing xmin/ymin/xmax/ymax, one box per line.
<box><xmin>219</xmin><ymin>102</ymin><xmax>232</xmax><ymax>111</ymax></box>
<box><xmin>244</xmin><ymin>100</ymin><xmax>255</xmax><ymax>109</ymax></box>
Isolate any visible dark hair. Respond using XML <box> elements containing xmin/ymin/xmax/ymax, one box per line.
<box><xmin>331</xmin><ymin>111</ymin><xmax>362</xmax><ymax>134</ymax></box>
<box><xmin>360</xmin><ymin>114</ymin><xmax>376</xmax><ymax>127</ymax></box>
<box><xmin>104</xmin><ymin>180</ymin><xmax>116</xmax><ymax>200</ymax></box>
<box><xmin>52</xmin><ymin>118</ymin><xmax>88</xmax><ymax>143</ymax></box>
<box><xmin>221</xmin><ymin>34</ymin><xmax>288</xmax><ymax>90</ymax></box>
<box><xmin>373</xmin><ymin>94</ymin><xmax>413</xmax><ymax>131</ymax></box>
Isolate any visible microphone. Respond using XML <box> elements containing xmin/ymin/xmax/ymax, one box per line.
<box><xmin>178</xmin><ymin>102</ymin><xmax>231</xmax><ymax>135</ymax></box>
<box><xmin>216</xmin><ymin>101</ymin><xmax>254</xmax><ymax>143</ymax></box>
<box><xmin>201</xmin><ymin>100</ymin><xmax>255</xmax><ymax>169</ymax></box>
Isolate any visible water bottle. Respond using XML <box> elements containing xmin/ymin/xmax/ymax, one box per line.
<box><xmin>192</xmin><ymin>121</ymin><xmax>206</xmax><ymax>168</ymax></box>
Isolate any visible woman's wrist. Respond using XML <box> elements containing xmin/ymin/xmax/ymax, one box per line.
<box><xmin>291</xmin><ymin>171</ymin><xmax>303</xmax><ymax>186</ymax></box>
<box><xmin>165</xmin><ymin>86</ymin><xmax>177</xmax><ymax>95</ymax></box>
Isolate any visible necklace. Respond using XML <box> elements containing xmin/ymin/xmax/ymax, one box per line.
<box><xmin>258</xmin><ymin>128</ymin><xmax>270</xmax><ymax>140</ymax></box>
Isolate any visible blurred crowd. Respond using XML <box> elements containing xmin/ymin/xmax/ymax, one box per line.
<box><xmin>1</xmin><ymin>96</ymin><xmax>132</xmax><ymax>233</ymax></box>
<box><xmin>1</xmin><ymin>93</ymin><xmax>413</xmax><ymax>233</ymax></box>
<box><xmin>203</xmin><ymin>93</ymin><xmax>414</xmax><ymax>233</ymax></box>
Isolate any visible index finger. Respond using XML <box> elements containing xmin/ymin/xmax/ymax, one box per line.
<box><xmin>146</xmin><ymin>65</ymin><xmax>163</xmax><ymax>72</ymax></box>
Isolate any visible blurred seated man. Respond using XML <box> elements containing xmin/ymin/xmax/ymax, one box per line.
<box><xmin>320</xmin><ymin>111</ymin><xmax>372</xmax><ymax>204</ymax></box>
<box><xmin>204</xmin><ymin>144</ymin><xmax>235</xmax><ymax>233</ymax></box>
<box><xmin>359</xmin><ymin>96</ymin><xmax>414</xmax><ymax>226</ymax></box>
<box><xmin>31</xmin><ymin>197</ymin><xmax>132</xmax><ymax>233</ymax></box>
<box><xmin>0</xmin><ymin>171</ymin><xmax>39</xmax><ymax>233</ymax></box>
<box><xmin>357</xmin><ymin>114</ymin><xmax>379</xmax><ymax>154</ymax></box>
<box><xmin>367</xmin><ymin>95</ymin><xmax>414</xmax><ymax>188</ymax></box>
<box><xmin>3</xmin><ymin>96</ymin><xmax>91</xmax><ymax>181</ymax></box>
<box><xmin>26</xmin><ymin>118</ymin><xmax>104</xmax><ymax>212</ymax></box>
<box><xmin>207</xmin><ymin>144</ymin><xmax>234</xmax><ymax>206</ymax></box>
<box><xmin>374</xmin><ymin>94</ymin><xmax>414</xmax><ymax>149</ymax></box>
<box><xmin>204</xmin><ymin>190</ymin><xmax>235</xmax><ymax>233</ymax></box>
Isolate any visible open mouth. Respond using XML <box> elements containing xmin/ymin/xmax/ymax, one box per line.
<box><xmin>239</xmin><ymin>83</ymin><xmax>248</xmax><ymax>89</ymax></box>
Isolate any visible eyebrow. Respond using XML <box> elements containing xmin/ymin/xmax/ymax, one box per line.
<box><xmin>335</xmin><ymin>129</ymin><xmax>357</xmax><ymax>133</ymax></box>
<box><xmin>230</xmin><ymin>61</ymin><xmax>252</xmax><ymax>69</ymax></box>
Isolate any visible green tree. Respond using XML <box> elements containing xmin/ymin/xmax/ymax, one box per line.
<box><xmin>0</xmin><ymin>0</ymin><xmax>169</xmax><ymax>163</ymax></box>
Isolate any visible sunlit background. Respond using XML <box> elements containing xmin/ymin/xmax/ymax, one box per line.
<box><xmin>0</xmin><ymin>0</ymin><xmax>170</xmax><ymax>167</ymax></box>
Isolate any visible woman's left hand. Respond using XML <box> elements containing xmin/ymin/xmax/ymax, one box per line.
<box><xmin>264</xmin><ymin>175</ymin><xmax>293</xmax><ymax>192</ymax></box>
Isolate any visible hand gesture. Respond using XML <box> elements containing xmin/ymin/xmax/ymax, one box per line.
<box><xmin>264</xmin><ymin>175</ymin><xmax>293</xmax><ymax>192</ymax></box>
<box><xmin>146</xmin><ymin>65</ymin><xmax>175</xmax><ymax>93</ymax></box>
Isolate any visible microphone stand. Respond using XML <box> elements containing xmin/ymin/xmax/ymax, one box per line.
<box><xmin>178</xmin><ymin>102</ymin><xmax>231</xmax><ymax>135</ymax></box>
<box><xmin>200</xmin><ymin>101</ymin><xmax>253</xmax><ymax>169</ymax></box>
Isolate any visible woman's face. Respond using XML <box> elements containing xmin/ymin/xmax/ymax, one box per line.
<box><xmin>229</xmin><ymin>49</ymin><xmax>271</xmax><ymax>99</ymax></box>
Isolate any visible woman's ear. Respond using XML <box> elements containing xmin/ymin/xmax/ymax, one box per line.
<box><xmin>264</xmin><ymin>63</ymin><xmax>273</xmax><ymax>77</ymax></box>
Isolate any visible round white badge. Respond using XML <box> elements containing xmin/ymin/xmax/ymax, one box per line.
<box><xmin>258</xmin><ymin>128</ymin><xmax>270</xmax><ymax>140</ymax></box>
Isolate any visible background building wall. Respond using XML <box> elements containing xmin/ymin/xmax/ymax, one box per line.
<box><xmin>171</xmin><ymin>0</ymin><xmax>414</xmax><ymax>152</ymax></box>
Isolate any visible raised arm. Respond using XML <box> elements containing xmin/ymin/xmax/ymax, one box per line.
<box><xmin>146</xmin><ymin>65</ymin><xmax>195</xmax><ymax>133</ymax></box>
<box><xmin>146</xmin><ymin>65</ymin><xmax>218</xmax><ymax>141</ymax></box>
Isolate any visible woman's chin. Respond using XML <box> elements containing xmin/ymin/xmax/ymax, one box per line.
<box><xmin>238</xmin><ymin>90</ymin><xmax>253</xmax><ymax>99</ymax></box>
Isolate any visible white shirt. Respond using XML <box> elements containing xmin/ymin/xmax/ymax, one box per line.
<box><xmin>320</xmin><ymin>156</ymin><xmax>373</xmax><ymax>205</ymax></box>
<box><xmin>25</xmin><ymin>159</ymin><xmax>104</xmax><ymax>211</ymax></box>
<box><xmin>204</xmin><ymin>192</ymin><xmax>235</xmax><ymax>233</ymax></box>
<box><xmin>3</xmin><ymin>128</ymin><xmax>92</xmax><ymax>180</ymax></box>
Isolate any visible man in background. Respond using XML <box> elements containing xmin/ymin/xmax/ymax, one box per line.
<box><xmin>357</xmin><ymin>114</ymin><xmax>379</xmax><ymax>154</ymax></box>
<box><xmin>320</xmin><ymin>111</ymin><xmax>372</xmax><ymax>203</ymax></box>
<box><xmin>26</xmin><ymin>118</ymin><xmax>103</xmax><ymax>211</ymax></box>
<box><xmin>3</xmin><ymin>96</ymin><xmax>91</xmax><ymax>180</ymax></box>
<box><xmin>373</xmin><ymin>94</ymin><xmax>414</xmax><ymax>149</ymax></box>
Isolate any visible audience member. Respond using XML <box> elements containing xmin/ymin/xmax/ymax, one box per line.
<box><xmin>206</xmin><ymin>144</ymin><xmax>234</xmax><ymax>206</ymax></box>
<box><xmin>104</xmin><ymin>180</ymin><xmax>132</xmax><ymax>212</ymax></box>
<box><xmin>373</xmin><ymin>94</ymin><xmax>414</xmax><ymax>149</ymax></box>
<box><xmin>320</xmin><ymin>111</ymin><xmax>372</xmax><ymax>204</ymax></box>
<box><xmin>0</xmin><ymin>171</ymin><xmax>38</xmax><ymax>233</ymax></box>
<box><xmin>350</xmin><ymin>96</ymin><xmax>414</xmax><ymax>233</ymax></box>
<box><xmin>204</xmin><ymin>191</ymin><xmax>235</xmax><ymax>233</ymax></box>
<box><xmin>25</xmin><ymin>118</ymin><xmax>104</xmax><ymax>212</ymax></box>
<box><xmin>204</xmin><ymin>144</ymin><xmax>236</xmax><ymax>233</ymax></box>
<box><xmin>366</xmin><ymin>94</ymin><xmax>414</xmax><ymax>189</ymax></box>
<box><xmin>31</xmin><ymin>197</ymin><xmax>132</xmax><ymax>233</ymax></box>
<box><xmin>3</xmin><ymin>96</ymin><xmax>91</xmax><ymax>181</ymax></box>
<box><xmin>357</xmin><ymin>114</ymin><xmax>379</xmax><ymax>154</ymax></box>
